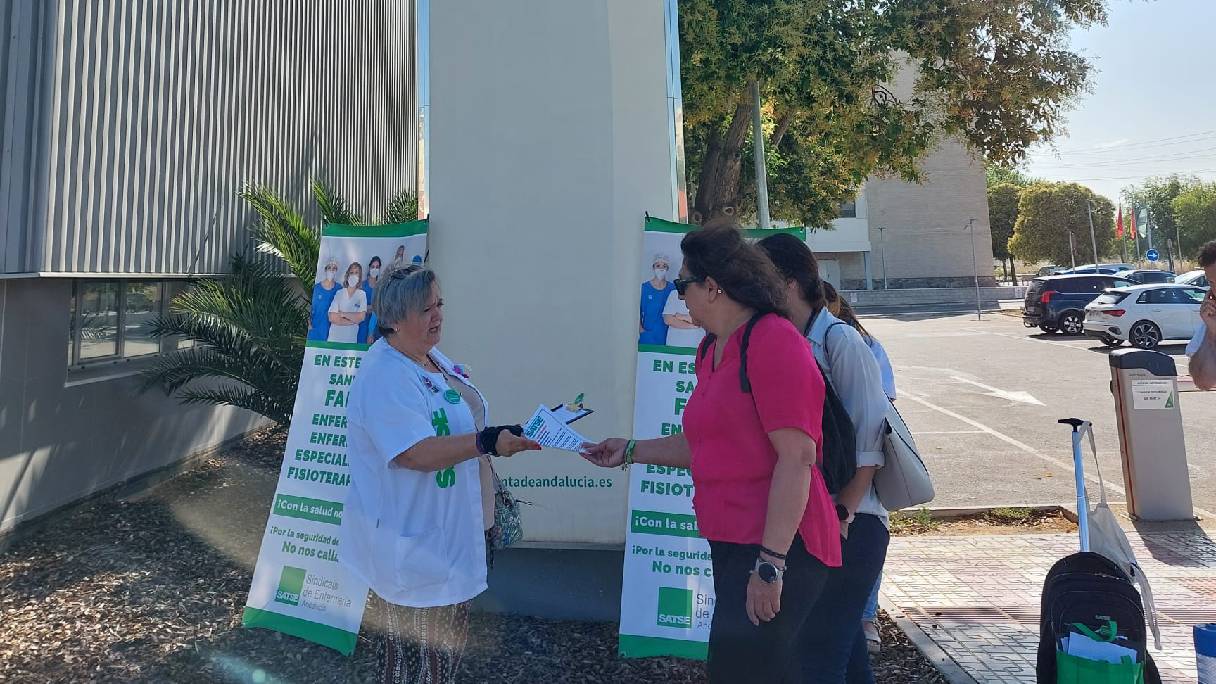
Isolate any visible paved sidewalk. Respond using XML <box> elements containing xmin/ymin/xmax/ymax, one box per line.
<box><xmin>882</xmin><ymin>525</ymin><xmax>1216</xmax><ymax>683</ymax></box>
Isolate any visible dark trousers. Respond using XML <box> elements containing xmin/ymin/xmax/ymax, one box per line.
<box><xmin>707</xmin><ymin>535</ymin><xmax>830</xmax><ymax>684</ymax></box>
<box><xmin>800</xmin><ymin>514</ymin><xmax>890</xmax><ymax>684</ymax></box>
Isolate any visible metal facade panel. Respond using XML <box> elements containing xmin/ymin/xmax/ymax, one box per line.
<box><xmin>32</xmin><ymin>0</ymin><xmax>414</xmax><ymax>275</ymax></box>
<box><xmin>1</xmin><ymin>0</ymin><xmax>57</xmax><ymax>273</ymax></box>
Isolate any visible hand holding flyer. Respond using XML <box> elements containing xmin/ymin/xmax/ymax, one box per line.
<box><xmin>522</xmin><ymin>405</ymin><xmax>590</xmax><ymax>451</ymax></box>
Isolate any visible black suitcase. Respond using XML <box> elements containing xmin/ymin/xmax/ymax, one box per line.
<box><xmin>1035</xmin><ymin>551</ymin><xmax>1161</xmax><ymax>683</ymax></box>
<box><xmin>1037</xmin><ymin>419</ymin><xmax>1162</xmax><ymax>683</ymax></box>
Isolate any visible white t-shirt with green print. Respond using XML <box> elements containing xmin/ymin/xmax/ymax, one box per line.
<box><xmin>339</xmin><ymin>340</ymin><xmax>488</xmax><ymax>608</ymax></box>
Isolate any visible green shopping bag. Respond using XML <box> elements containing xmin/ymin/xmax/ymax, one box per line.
<box><xmin>1055</xmin><ymin>650</ymin><xmax>1144</xmax><ymax>684</ymax></box>
<box><xmin>1056</xmin><ymin>621</ymin><xmax>1145</xmax><ymax>684</ymax></box>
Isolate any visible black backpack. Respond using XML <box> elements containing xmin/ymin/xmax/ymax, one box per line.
<box><xmin>1035</xmin><ymin>551</ymin><xmax>1161</xmax><ymax>684</ymax></box>
<box><xmin>697</xmin><ymin>312</ymin><xmax>857</xmax><ymax>494</ymax></box>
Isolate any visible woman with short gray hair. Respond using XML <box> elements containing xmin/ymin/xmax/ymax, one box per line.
<box><xmin>339</xmin><ymin>264</ymin><xmax>541</xmax><ymax>684</ymax></box>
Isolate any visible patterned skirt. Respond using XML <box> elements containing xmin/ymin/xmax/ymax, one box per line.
<box><xmin>380</xmin><ymin>600</ymin><xmax>471</xmax><ymax>684</ymax></box>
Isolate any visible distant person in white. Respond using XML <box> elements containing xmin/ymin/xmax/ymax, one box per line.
<box><xmin>662</xmin><ymin>287</ymin><xmax>704</xmax><ymax>348</ymax></box>
<box><xmin>327</xmin><ymin>261</ymin><xmax>367</xmax><ymax>343</ymax></box>
<box><xmin>1187</xmin><ymin>240</ymin><xmax>1216</xmax><ymax>390</ymax></box>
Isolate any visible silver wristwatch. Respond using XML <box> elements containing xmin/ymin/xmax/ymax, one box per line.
<box><xmin>753</xmin><ymin>557</ymin><xmax>785</xmax><ymax>584</ymax></box>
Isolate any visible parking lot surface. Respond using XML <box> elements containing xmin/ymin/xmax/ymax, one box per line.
<box><xmin>863</xmin><ymin>310</ymin><xmax>1215</xmax><ymax>514</ymax></box>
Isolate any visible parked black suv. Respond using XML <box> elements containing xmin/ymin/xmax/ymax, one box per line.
<box><xmin>1023</xmin><ymin>274</ymin><xmax>1132</xmax><ymax>335</ymax></box>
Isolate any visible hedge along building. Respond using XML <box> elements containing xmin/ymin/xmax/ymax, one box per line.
<box><xmin>0</xmin><ymin>0</ymin><xmax>419</xmax><ymax>534</ymax></box>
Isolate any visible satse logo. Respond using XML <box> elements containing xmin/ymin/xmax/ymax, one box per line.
<box><xmin>656</xmin><ymin>587</ymin><xmax>693</xmax><ymax>628</ymax></box>
<box><xmin>275</xmin><ymin>566</ymin><xmax>307</xmax><ymax>606</ymax></box>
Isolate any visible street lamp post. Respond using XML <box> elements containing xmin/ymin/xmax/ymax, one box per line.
<box><xmin>966</xmin><ymin>218</ymin><xmax>981</xmax><ymax>321</ymax></box>
<box><xmin>877</xmin><ymin>226</ymin><xmax>888</xmax><ymax>290</ymax></box>
<box><xmin>1085</xmin><ymin>200</ymin><xmax>1100</xmax><ymax>268</ymax></box>
<box><xmin>1068</xmin><ymin>230</ymin><xmax>1076</xmax><ymax>269</ymax></box>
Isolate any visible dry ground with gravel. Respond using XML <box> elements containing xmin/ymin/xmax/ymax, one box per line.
<box><xmin>0</xmin><ymin>429</ymin><xmax>945</xmax><ymax>683</ymax></box>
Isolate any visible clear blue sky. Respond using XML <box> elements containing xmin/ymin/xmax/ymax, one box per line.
<box><xmin>1022</xmin><ymin>0</ymin><xmax>1216</xmax><ymax>203</ymax></box>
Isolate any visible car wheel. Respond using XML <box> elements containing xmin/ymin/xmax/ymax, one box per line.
<box><xmin>1099</xmin><ymin>334</ymin><xmax>1123</xmax><ymax>348</ymax></box>
<box><xmin>1039</xmin><ymin>324</ymin><xmax>1058</xmax><ymax>334</ymax></box>
<box><xmin>1129</xmin><ymin>321</ymin><xmax>1162</xmax><ymax>350</ymax></box>
<box><xmin>1059</xmin><ymin>312</ymin><xmax>1084</xmax><ymax>336</ymax></box>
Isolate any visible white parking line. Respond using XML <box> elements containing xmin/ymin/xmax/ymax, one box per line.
<box><xmin>904</xmin><ymin>391</ymin><xmax>1216</xmax><ymax>518</ymax></box>
<box><xmin>914</xmin><ymin>430</ymin><xmax>987</xmax><ymax>435</ymax></box>
<box><xmin>902</xmin><ymin>390</ymin><xmax>1127</xmax><ymax>496</ymax></box>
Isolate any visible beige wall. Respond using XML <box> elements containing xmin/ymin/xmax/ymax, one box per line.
<box><xmin>428</xmin><ymin>0</ymin><xmax>674</xmax><ymax>544</ymax></box>
<box><xmin>863</xmin><ymin>137</ymin><xmax>995</xmax><ymax>288</ymax></box>
<box><xmin>0</xmin><ymin>278</ymin><xmax>260</xmax><ymax>533</ymax></box>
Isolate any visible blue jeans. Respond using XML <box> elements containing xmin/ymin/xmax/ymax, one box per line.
<box><xmin>862</xmin><ymin>575</ymin><xmax>880</xmax><ymax>622</ymax></box>
<box><xmin>799</xmin><ymin>513</ymin><xmax>890</xmax><ymax>684</ymax></box>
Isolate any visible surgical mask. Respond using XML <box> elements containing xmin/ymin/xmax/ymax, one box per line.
<box><xmin>346</xmin><ymin>275</ymin><xmax>360</xmax><ymax>287</ymax></box>
<box><xmin>369</xmin><ymin>268</ymin><xmax>380</xmax><ymax>278</ymax></box>
<box><xmin>324</xmin><ymin>269</ymin><xmax>337</xmax><ymax>279</ymax></box>
<box><xmin>654</xmin><ymin>267</ymin><xmax>668</xmax><ymax>279</ymax></box>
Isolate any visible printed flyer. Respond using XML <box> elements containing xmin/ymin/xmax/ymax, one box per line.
<box><xmin>242</xmin><ymin>221</ymin><xmax>428</xmax><ymax>654</ymax></box>
<box><xmin>619</xmin><ymin>217</ymin><xmax>805</xmax><ymax>659</ymax></box>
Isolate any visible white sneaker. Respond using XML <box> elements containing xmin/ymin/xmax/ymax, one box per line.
<box><xmin>862</xmin><ymin>620</ymin><xmax>881</xmax><ymax>655</ymax></box>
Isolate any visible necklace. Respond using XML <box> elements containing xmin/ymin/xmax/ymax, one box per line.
<box><xmin>399</xmin><ymin>347</ymin><xmax>434</xmax><ymax>370</ymax></box>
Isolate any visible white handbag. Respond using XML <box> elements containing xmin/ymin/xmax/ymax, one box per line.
<box><xmin>874</xmin><ymin>401</ymin><xmax>935</xmax><ymax>511</ymax></box>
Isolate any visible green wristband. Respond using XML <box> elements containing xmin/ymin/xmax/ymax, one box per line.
<box><xmin>621</xmin><ymin>439</ymin><xmax>638</xmax><ymax>470</ymax></box>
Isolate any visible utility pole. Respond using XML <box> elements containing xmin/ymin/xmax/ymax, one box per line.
<box><xmin>877</xmin><ymin>226</ymin><xmax>888</xmax><ymax>290</ymax></box>
<box><xmin>1085</xmin><ymin>200</ymin><xmax>1100</xmax><ymax>268</ymax></box>
<box><xmin>750</xmin><ymin>79</ymin><xmax>770</xmax><ymax>229</ymax></box>
<box><xmin>967</xmin><ymin>218</ymin><xmax>981</xmax><ymax>321</ymax></box>
<box><xmin>1068</xmin><ymin>230</ymin><xmax>1076</xmax><ymax>269</ymax></box>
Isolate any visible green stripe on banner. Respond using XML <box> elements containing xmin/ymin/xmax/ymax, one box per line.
<box><xmin>322</xmin><ymin>220</ymin><xmax>429</xmax><ymax>238</ymax></box>
<box><xmin>242</xmin><ymin>606</ymin><xmax>357</xmax><ymax>655</ymax></box>
<box><xmin>618</xmin><ymin>634</ymin><xmax>708</xmax><ymax>660</ymax></box>
<box><xmin>741</xmin><ymin>226</ymin><xmax>806</xmax><ymax>240</ymax></box>
<box><xmin>644</xmin><ymin>217</ymin><xmax>696</xmax><ymax>234</ymax></box>
<box><xmin>643</xmin><ymin>216</ymin><xmax>806</xmax><ymax>240</ymax></box>
<box><xmin>631</xmin><ymin>510</ymin><xmax>700</xmax><ymax>538</ymax></box>
<box><xmin>638</xmin><ymin>344</ymin><xmax>698</xmax><ymax>356</ymax></box>
<box><xmin>306</xmin><ymin>340</ymin><xmax>370</xmax><ymax>352</ymax></box>
<box><xmin>273</xmin><ymin>495</ymin><xmax>343</xmax><ymax>525</ymax></box>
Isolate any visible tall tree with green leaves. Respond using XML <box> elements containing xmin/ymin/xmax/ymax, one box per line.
<box><xmin>680</xmin><ymin>0</ymin><xmax>1106</xmax><ymax>227</ymax></box>
<box><xmin>1123</xmin><ymin>174</ymin><xmax>1200</xmax><ymax>258</ymax></box>
<box><xmin>986</xmin><ymin>165</ymin><xmax>1040</xmax><ymax>190</ymax></box>
<box><xmin>1009</xmin><ymin>183</ymin><xmax>1115</xmax><ymax>267</ymax></box>
<box><xmin>1172</xmin><ymin>182</ymin><xmax>1216</xmax><ymax>259</ymax></box>
<box><xmin>988</xmin><ymin>183</ymin><xmax>1022</xmax><ymax>278</ymax></box>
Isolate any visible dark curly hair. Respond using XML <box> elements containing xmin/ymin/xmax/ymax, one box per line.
<box><xmin>1199</xmin><ymin>240</ymin><xmax>1216</xmax><ymax>268</ymax></box>
<box><xmin>680</xmin><ymin>224</ymin><xmax>785</xmax><ymax>316</ymax></box>
<box><xmin>756</xmin><ymin>232</ymin><xmax>827</xmax><ymax>314</ymax></box>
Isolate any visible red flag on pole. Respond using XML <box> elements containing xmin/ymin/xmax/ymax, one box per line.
<box><xmin>1129</xmin><ymin>209</ymin><xmax>1138</xmax><ymax>239</ymax></box>
<box><xmin>1116</xmin><ymin>205</ymin><xmax>1124</xmax><ymax>239</ymax></box>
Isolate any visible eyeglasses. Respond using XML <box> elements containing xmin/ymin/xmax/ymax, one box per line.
<box><xmin>673</xmin><ymin>275</ymin><xmax>705</xmax><ymax>296</ymax></box>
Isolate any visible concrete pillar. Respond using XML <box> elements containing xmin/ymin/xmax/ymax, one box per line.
<box><xmin>427</xmin><ymin>0</ymin><xmax>677</xmax><ymax>544</ymax></box>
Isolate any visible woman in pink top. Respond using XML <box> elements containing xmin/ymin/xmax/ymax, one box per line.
<box><xmin>583</xmin><ymin>224</ymin><xmax>841</xmax><ymax>682</ymax></box>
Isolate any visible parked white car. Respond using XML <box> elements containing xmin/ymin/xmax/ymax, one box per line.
<box><xmin>1083</xmin><ymin>283</ymin><xmax>1208</xmax><ymax>349</ymax></box>
<box><xmin>1175</xmin><ymin>269</ymin><xmax>1211</xmax><ymax>289</ymax></box>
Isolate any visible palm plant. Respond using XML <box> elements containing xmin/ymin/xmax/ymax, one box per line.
<box><xmin>141</xmin><ymin>181</ymin><xmax>417</xmax><ymax>426</ymax></box>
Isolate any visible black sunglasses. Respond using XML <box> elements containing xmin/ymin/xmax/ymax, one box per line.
<box><xmin>673</xmin><ymin>275</ymin><xmax>705</xmax><ymax>296</ymax></box>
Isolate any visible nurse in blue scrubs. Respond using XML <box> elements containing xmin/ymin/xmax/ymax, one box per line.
<box><xmin>308</xmin><ymin>256</ymin><xmax>341</xmax><ymax>341</ymax></box>
<box><xmin>639</xmin><ymin>253</ymin><xmax>675</xmax><ymax>345</ymax></box>
<box><xmin>359</xmin><ymin>256</ymin><xmax>382</xmax><ymax>343</ymax></box>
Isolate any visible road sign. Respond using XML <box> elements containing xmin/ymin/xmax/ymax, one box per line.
<box><xmin>1146</xmin><ymin>248</ymin><xmax>1160</xmax><ymax>262</ymax></box>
